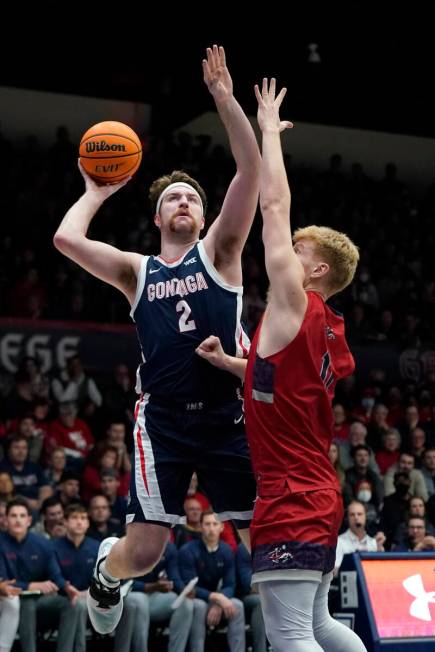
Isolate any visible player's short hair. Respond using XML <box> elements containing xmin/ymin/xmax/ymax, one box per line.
<box><xmin>293</xmin><ymin>225</ymin><xmax>359</xmax><ymax>294</ymax></box>
<box><xmin>149</xmin><ymin>170</ymin><xmax>207</xmax><ymax>215</ymax></box>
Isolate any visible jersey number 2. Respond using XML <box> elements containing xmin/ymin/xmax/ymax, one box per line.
<box><xmin>176</xmin><ymin>300</ymin><xmax>196</xmax><ymax>332</ymax></box>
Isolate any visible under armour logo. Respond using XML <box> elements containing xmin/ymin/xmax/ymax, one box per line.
<box><xmin>403</xmin><ymin>574</ymin><xmax>435</xmax><ymax>622</ymax></box>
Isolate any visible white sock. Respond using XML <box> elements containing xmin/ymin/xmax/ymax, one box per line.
<box><xmin>99</xmin><ymin>559</ymin><xmax>120</xmax><ymax>587</ymax></box>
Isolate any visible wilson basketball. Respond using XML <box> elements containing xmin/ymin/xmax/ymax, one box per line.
<box><xmin>79</xmin><ymin>121</ymin><xmax>142</xmax><ymax>184</ymax></box>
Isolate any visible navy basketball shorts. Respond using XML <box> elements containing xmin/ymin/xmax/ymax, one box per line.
<box><xmin>126</xmin><ymin>393</ymin><xmax>256</xmax><ymax>528</ymax></box>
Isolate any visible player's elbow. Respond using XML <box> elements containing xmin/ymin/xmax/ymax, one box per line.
<box><xmin>53</xmin><ymin>230</ymin><xmax>79</xmax><ymax>255</ymax></box>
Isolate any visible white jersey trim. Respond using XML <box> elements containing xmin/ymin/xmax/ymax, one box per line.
<box><xmin>197</xmin><ymin>240</ymin><xmax>242</xmax><ymax>294</ymax></box>
<box><xmin>155</xmin><ymin>243</ymin><xmax>198</xmax><ymax>268</ymax></box>
<box><xmin>252</xmin><ymin>569</ymin><xmax>322</xmax><ymax>584</ymax></box>
<box><xmin>130</xmin><ymin>255</ymin><xmax>149</xmax><ymax>319</ymax></box>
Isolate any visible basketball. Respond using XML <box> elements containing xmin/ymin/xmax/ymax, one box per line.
<box><xmin>79</xmin><ymin>121</ymin><xmax>142</xmax><ymax>184</ymax></box>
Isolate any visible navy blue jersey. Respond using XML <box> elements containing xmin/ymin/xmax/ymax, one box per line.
<box><xmin>130</xmin><ymin>241</ymin><xmax>249</xmax><ymax>402</ymax></box>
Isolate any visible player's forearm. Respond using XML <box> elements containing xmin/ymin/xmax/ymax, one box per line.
<box><xmin>260</xmin><ymin>130</ymin><xmax>291</xmax><ymax>216</ymax></box>
<box><xmin>216</xmin><ymin>96</ymin><xmax>261</xmax><ymax>173</ymax></box>
<box><xmin>53</xmin><ymin>192</ymin><xmax>104</xmax><ymax>247</ymax></box>
<box><xmin>222</xmin><ymin>355</ymin><xmax>247</xmax><ymax>381</ymax></box>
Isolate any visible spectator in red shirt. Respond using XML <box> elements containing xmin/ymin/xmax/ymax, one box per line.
<box><xmin>332</xmin><ymin>403</ymin><xmax>350</xmax><ymax>441</ymax></box>
<box><xmin>376</xmin><ymin>428</ymin><xmax>401</xmax><ymax>475</ymax></box>
<box><xmin>46</xmin><ymin>402</ymin><xmax>94</xmax><ymax>470</ymax></box>
<box><xmin>81</xmin><ymin>443</ymin><xmax>128</xmax><ymax>503</ymax></box>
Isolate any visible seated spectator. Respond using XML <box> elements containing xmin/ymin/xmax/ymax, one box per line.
<box><xmin>0</xmin><ymin>471</ymin><xmax>14</xmax><ymax>503</ymax></box>
<box><xmin>393</xmin><ymin>516</ymin><xmax>435</xmax><ymax>552</ymax></box>
<box><xmin>349</xmin><ymin>388</ymin><xmax>376</xmax><ymax>425</ymax></box>
<box><xmin>87</xmin><ymin>494</ymin><xmax>123</xmax><ymax>541</ymax></box>
<box><xmin>235</xmin><ymin>543</ymin><xmax>267</xmax><ymax>652</ymax></box>
<box><xmin>338</xmin><ymin>421</ymin><xmax>380</xmax><ymax>473</ymax></box>
<box><xmin>328</xmin><ymin>442</ymin><xmax>345</xmax><ymax>490</ymax></box>
<box><xmin>43</xmin><ymin>447</ymin><xmax>67</xmax><ymax>491</ymax></box>
<box><xmin>104</xmin><ymin>420</ymin><xmax>132</xmax><ymax>478</ymax></box>
<box><xmin>0</xmin><ymin>577</ymin><xmax>21</xmax><ymax>652</ymax></box>
<box><xmin>81</xmin><ymin>442</ymin><xmax>126</xmax><ymax>503</ymax></box>
<box><xmin>100</xmin><ymin>469</ymin><xmax>127</xmax><ymax>529</ymax></box>
<box><xmin>0</xmin><ymin>434</ymin><xmax>52</xmax><ymax>512</ymax></box>
<box><xmin>0</xmin><ymin>497</ymin><xmax>80</xmax><ymax>652</ymax></box>
<box><xmin>53</xmin><ymin>503</ymin><xmax>99</xmax><ymax>652</ymax></box>
<box><xmin>45</xmin><ymin>402</ymin><xmax>94</xmax><ymax>470</ymax></box>
<box><xmin>51</xmin><ymin>355</ymin><xmax>102</xmax><ymax>419</ymax></box>
<box><xmin>375</xmin><ymin>427</ymin><xmax>401</xmax><ymax>476</ymax></box>
<box><xmin>117</xmin><ymin>542</ymin><xmax>193</xmax><ymax>652</ymax></box>
<box><xmin>56</xmin><ymin>470</ymin><xmax>81</xmax><ymax>508</ymax></box>
<box><xmin>379</xmin><ymin>471</ymin><xmax>412</xmax><ymax>549</ymax></box>
<box><xmin>332</xmin><ymin>403</ymin><xmax>350</xmax><ymax>441</ymax></box>
<box><xmin>173</xmin><ymin>497</ymin><xmax>203</xmax><ymax>548</ymax></box>
<box><xmin>32</xmin><ymin>496</ymin><xmax>66</xmax><ymax>539</ymax></box>
<box><xmin>343</xmin><ymin>444</ymin><xmax>384</xmax><ymax>510</ymax></box>
<box><xmin>367</xmin><ymin>403</ymin><xmax>389</xmax><ymax>452</ymax></box>
<box><xmin>420</xmin><ymin>447</ymin><xmax>435</xmax><ymax>497</ymax></box>
<box><xmin>3</xmin><ymin>356</ymin><xmax>49</xmax><ymax>420</ymax></box>
<box><xmin>9</xmin><ymin>415</ymin><xmax>44</xmax><ymax>464</ymax></box>
<box><xmin>383</xmin><ymin>452</ymin><xmax>428</xmax><ymax>501</ymax></box>
<box><xmin>398</xmin><ymin>405</ymin><xmax>426</xmax><ymax>451</ymax></box>
<box><xmin>409</xmin><ymin>426</ymin><xmax>427</xmax><ymax>468</ymax></box>
<box><xmin>179</xmin><ymin>509</ymin><xmax>245</xmax><ymax>652</ymax></box>
<box><xmin>334</xmin><ymin>501</ymin><xmax>384</xmax><ymax>574</ymax></box>
<box><xmin>0</xmin><ymin>499</ymin><xmax>7</xmax><ymax>532</ymax></box>
<box><xmin>354</xmin><ymin>479</ymin><xmax>379</xmax><ymax>534</ymax></box>
<box><xmin>393</xmin><ymin>496</ymin><xmax>435</xmax><ymax>547</ymax></box>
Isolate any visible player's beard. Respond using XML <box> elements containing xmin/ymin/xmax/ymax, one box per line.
<box><xmin>169</xmin><ymin>210</ymin><xmax>196</xmax><ymax>234</ymax></box>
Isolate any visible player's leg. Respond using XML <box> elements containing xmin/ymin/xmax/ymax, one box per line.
<box><xmin>312</xmin><ymin>572</ymin><xmax>367</xmax><ymax>652</ymax></box>
<box><xmin>258</xmin><ymin>579</ymin><xmax>324</xmax><ymax>652</ymax></box>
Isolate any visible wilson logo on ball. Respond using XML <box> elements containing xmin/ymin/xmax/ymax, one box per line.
<box><xmin>85</xmin><ymin>141</ymin><xmax>126</xmax><ymax>153</ymax></box>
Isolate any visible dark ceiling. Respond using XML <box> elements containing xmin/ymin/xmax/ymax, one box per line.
<box><xmin>2</xmin><ymin>12</ymin><xmax>433</xmax><ymax>139</ymax></box>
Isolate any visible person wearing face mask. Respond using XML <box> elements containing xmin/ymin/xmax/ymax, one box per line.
<box><xmin>379</xmin><ymin>471</ymin><xmax>412</xmax><ymax>549</ymax></box>
<box><xmin>334</xmin><ymin>501</ymin><xmax>384</xmax><ymax>574</ymax></box>
<box><xmin>354</xmin><ymin>480</ymin><xmax>379</xmax><ymax>536</ymax></box>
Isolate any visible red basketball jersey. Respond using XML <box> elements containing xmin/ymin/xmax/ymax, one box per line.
<box><xmin>244</xmin><ymin>291</ymin><xmax>354</xmax><ymax>493</ymax></box>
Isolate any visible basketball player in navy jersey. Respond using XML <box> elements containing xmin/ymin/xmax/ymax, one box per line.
<box><xmin>197</xmin><ymin>80</ymin><xmax>367</xmax><ymax>650</ymax></box>
<box><xmin>54</xmin><ymin>45</ymin><xmax>259</xmax><ymax>634</ymax></box>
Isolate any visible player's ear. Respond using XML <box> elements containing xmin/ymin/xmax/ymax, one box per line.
<box><xmin>154</xmin><ymin>213</ymin><xmax>161</xmax><ymax>228</ymax></box>
<box><xmin>311</xmin><ymin>262</ymin><xmax>329</xmax><ymax>278</ymax></box>
<box><xmin>200</xmin><ymin>216</ymin><xmax>205</xmax><ymax>231</ymax></box>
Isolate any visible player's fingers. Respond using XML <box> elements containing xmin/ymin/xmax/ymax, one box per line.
<box><xmin>276</xmin><ymin>87</ymin><xmax>287</xmax><ymax>106</ymax></box>
<box><xmin>219</xmin><ymin>46</ymin><xmax>226</xmax><ymax>67</ymax></box>
<box><xmin>269</xmin><ymin>78</ymin><xmax>276</xmax><ymax>100</ymax></box>
<box><xmin>262</xmin><ymin>77</ymin><xmax>268</xmax><ymax>98</ymax></box>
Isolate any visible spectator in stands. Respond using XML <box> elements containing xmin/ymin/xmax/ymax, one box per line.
<box><xmin>338</xmin><ymin>421</ymin><xmax>380</xmax><ymax>473</ymax></box>
<box><xmin>81</xmin><ymin>442</ymin><xmax>124</xmax><ymax>503</ymax></box>
<box><xmin>334</xmin><ymin>501</ymin><xmax>384</xmax><ymax>573</ymax></box>
<box><xmin>43</xmin><ymin>446</ymin><xmax>67</xmax><ymax>490</ymax></box>
<box><xmin>0</xmin><ymin>499</ymin><xmax>7</xmax><ymax>532</ymax></box>
<box><xmin>393</xmin><ymin>516</ymin><xmax>435</xmax><ymax>551</ymax></box>
<box><xmin>328</xmin><ymin>442</ymin><xmax>345</xmax><ymax>490</ymax></box>
<box><xmin>12</xmin><ymin>415</ymin><xmax>44</xmax><ymax>464</ymax></box>
<box><xmin>367</xmin><ymin>403</ymin><xmax>389</xmax><ymax>452</ymax></box>
<box><xmin>379</xmin><ymin>471</ymin><xmax>412</xmax><ymax>549</ymax></box>
<box><xmin>179</xmin><ymin>509</ymin><xmax>245</xmax><ymax>652</ymax></box>
<box><xmin>409</xmin><ymin>426</ymin><xmax>427</xmax><ymax>468</ymax></box>
<box><xmin>0</xmin><ymin>576</ymin><xmax>21</xmax><ymax>652</ymax></box>
<box><xmin>117</xmin><ymin>541</ymin><xmax>193</xmax><ymax>652</ymax></box>
<box><xmin>354</xmin><ymin>479</ymin><xmax>379</xmax><ymax>534</ymax></box>
<box><xmin>398</xmin><ymin>405</ymin><xmax>425</xmax><ymax>450</ymax></box>
<box><xmin>0</xmin><ymin>471</ymin><xmax>14</xmax><ymax>503</ymax></box>
<box><xmin>32</xmin><ymin>496</ymin><xmax>66</xmax><ymax>539</ymax></box>
<box><xmin>332</xmin><ymin>403</ymin><xmax>350</xmax><ymax>441</ymax></box>
<box><xmin>0</xmin><ymin>434</ymin><xmax>51</xmax><ymax>511</ymax></box>
<box><xmin>384</xmin><ymin>451</ymin><xmax>428</xmax><ymax>500</ymax></box>
<box><xmin>349</xmin><ymin>388</ymin><xmax>376</xmax><ymax>425</ymax></box>
<box><xmin>103</xmin><ymin>364</ymin><xmax>136</xmax><ymax>427</ymax></box>
<box><xmin>393</xmin><ymin>496</ymin><xmax>435</xmax><ymax>548</ymax></box>
<box><xmin>0</xmin><ymin>497</ymin><xmax>80</xmax><ymax>652</ymax></box>
<box><xmin>173</xmin><ymin>497</ymin><xmax>203</xmax><ymax>548</ymax></box>
<box><xmin>420</xmin><ymin>447</ymin><xmax>435</xmax><ymax>496</ymax></box>
<box><xmin>100</xmin><ymin>469</ymin><xmax>127</xmax><ymax>529</ymax></box>
<box><xmin>51</xmin><ymin>355</ymin><xmax>102</xmax><ymax>417</ymax></box>
<box><xmin>3</xmin><ymin>356</ymin><xmax>49</xmax><ymax>419</ymax></box>
<box><xmin>87</xmin><ymin>494</ymin><xmax>123</xmax><ymax>542</ymax></box>
<box><xmin>56</xmin><ymin>470</ymin><xmax>81</xmax><ymax>508</ymax></box>
<box><xmin>343</xmin><ymin>444</ymin><xmax>384</xmax><ymax>509</ymax></box>
<box><xmin>375</xmin><ymin>427</ymin><xmax>401</xmax><ymax>475</ymax></box>
<box><xmin>235</xmin><ymin>543</ymin><xmax>267</xmax><ymax>652</ymax></box>
<box><xmin>53</xmin><ymin>503</ymin><xmax>99</xmax><ymax>652</ymax></box>
<box><xmin>104</xmin><ymin>421</ymin><xmax>132</xmax><ymax>477</ymax></box>
<box><xmin>46</xmin><ymin>402</ymin><xmax>94</xmax><ymax>470</ymax></box>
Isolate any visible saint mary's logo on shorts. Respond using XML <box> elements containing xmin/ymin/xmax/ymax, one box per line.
<box><xmin>268</xmin><ymin>544</ymin><xmax>293</xmax><ymax>565</ymax></box>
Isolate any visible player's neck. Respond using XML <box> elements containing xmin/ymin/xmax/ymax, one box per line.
<box><xmin>305</xmin><ymin>285</ymin><xmax>327</xmax><ymax>301</ymax></box>
<box><xmin>159</xmin><ymin>237</ymin><xmax>199</xmax><ymax>263</ymax></box>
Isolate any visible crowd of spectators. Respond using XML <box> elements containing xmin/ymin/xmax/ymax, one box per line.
<box><xmin>1</xmin><ymin>123</ymin><xmax>435</xmax><ymax>649</ymax></box>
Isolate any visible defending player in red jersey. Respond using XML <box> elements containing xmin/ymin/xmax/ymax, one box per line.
<box><xmin>197</xmin><ymin>79</ymin><xmax>367</xmax><ymax>651</ymax></box>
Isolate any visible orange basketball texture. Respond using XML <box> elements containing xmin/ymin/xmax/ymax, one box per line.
<box><xmin>79</xmin><ymin>121</ymin><xmax>142</xmax><ymax>184</ymax></box>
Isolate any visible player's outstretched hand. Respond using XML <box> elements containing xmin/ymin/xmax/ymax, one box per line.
<box><xmin>254</xmin><ymin>78</ymin><xmax>293</xmax><ymax>134</ymax></box>
<box><xmin>203</xmin><ymin>45</ymin><xmax>233</xmax><ymax>103</ymax></box>
<box><xmin>78</xmin><ymin>160</ymin><xmax>131</xmax><ymax>200</ymax></box>
<box><xmin>196</xmin><ymin>335</ymin><xmax>228</xmax><ymax>370</ymax></box>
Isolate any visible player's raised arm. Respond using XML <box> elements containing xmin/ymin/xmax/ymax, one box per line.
<box><xmin>53</xmin><ymin>163</ymin><xmax>141</xmax><ymax>303</ymax></box>
<box><xmin>202</xmin><ymin>45</ymin><xmax>261</xmax><ymax>258</ymax></box>
<box><xmin>255</xmin><ymin>78</ymin><xmax>306</xmax><ymax>314</ymax></box>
